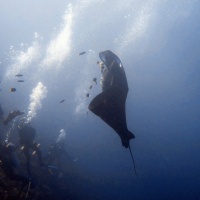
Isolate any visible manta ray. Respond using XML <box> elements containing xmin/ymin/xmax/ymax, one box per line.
<box><xmin>89</xmin><ymin>50</ymin><xmax>137</xmax><ymax>174</ymax></box>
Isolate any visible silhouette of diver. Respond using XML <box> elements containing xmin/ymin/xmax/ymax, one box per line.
<box><xmin>47</xmin><ymin>129</ymin><xmax>69</xmax><ymax>170</ymax></box>
<box><xmin>17</xmin><ymin>120</ymin><xmax>44</xmax><ymax>176</ymax></box>
<box><xmin>0</xmin><ymin>142</ymin><xmax>29</xmax><ymax>185</ymax></box>
<box><xmin>3</xmin><ymin>110</ymin><xmax>24</xmax><ymax>125</ymax></box>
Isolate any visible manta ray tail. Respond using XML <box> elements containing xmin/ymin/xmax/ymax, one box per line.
<box><xmin>128</xmin><ymin>144</ymin><xmax>137</xmax><ymax>176</ymax></box>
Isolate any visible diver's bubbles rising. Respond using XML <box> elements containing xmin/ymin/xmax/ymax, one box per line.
<box><xmin>26</xmin><ymin>82</ymin><xmax>47</xmax><ymax>122</ymax></box>
<box><xmin>5</xmin><ymin>33</ymin><xmax>43</xmax><ymax>81</ymax></box>
<box><xmin>60</xmin><ymin>129</ymin><xmax>66</xmax><ymax>135</ymax></box>
<box><xmin>41</xmin><ymin>4</ymin><xmax>74</xmax><ymax>72</ymax></box>
<box><xmin>2</xmin><ymin>3</ymin><xmax>75</xmax><ymax>98</ymax></box>
<box><xmin>115</xmin><ymin>0</ymin><xmax>158</xmax><ymax>55</ymax></box>
<box><xmin>56</xmin><ymin>129</ymin><xmax>66</xmax><ymax>143</ymax></box>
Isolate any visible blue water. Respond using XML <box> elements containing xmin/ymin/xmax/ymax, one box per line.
<box><xmin>0</xmin><ymin>0</ymin><xmax>200</xmax><ymax>199</ymax></box>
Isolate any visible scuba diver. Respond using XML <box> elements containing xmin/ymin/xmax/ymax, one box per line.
<box><xmin>17</xmin><ymin>119</ymin><xmax>44</xmax><ymax>176</ymax></box>
<box><xmin>0</xmin><ymin>141</ymin><xmax>29</xmax><ymax>185</ymax></box>
<box><xmin>47</xmin><ymin>129</ymin><xmax>69</xmax><ymax>171</ymax></box>
<box><xmin>0</xmin><ymin>109</ymin><xmax>24</xmax><ymax>143</ymax></box>
<box><xmin>3</xmin><ymin>110</ymin><xmax>24</xmax><ymax>125</ymax></box>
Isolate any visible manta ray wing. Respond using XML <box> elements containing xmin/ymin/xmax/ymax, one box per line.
<box><xmin>89</xmin><ymin>85</ymin><xmax>123</xmax><ymax>121</ymax></box>
<box><xmin>89</xmin><ymin>84</ymin><xmax>132</xmax><ymax>147</ymax></box>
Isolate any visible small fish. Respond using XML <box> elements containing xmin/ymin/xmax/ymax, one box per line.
<box><xmin>10</xmin><ymin>88</ymin><xmax>16</xmax><ymax>92</ymax></box>
<box><xmin>86</xmin><ymin>93</ymin><xmax>90</xmax><ymax>97</ymax></box>
<box><xmin>15</xmin><ymin>74</ymin><xmax>23</xmax><ymax>77</ymax></box>
<box><xmin>93</xmin><ymin>78</ymin><xmax>97</xmax><ymax>84</ymax></box>
<box><xmin>17</xmin><ymin>80</ymin><xmax>24</xmax><ymax>82</ymax></box>
<box><xmin>79</xmin><ymin>51</ymin><xmax>86</xmax><ymax>56</ymax></box>
<box><xmin>89</xmin><ymin>85</ymin><xmax>93</xmax><ymax>89</ymax></box>
<box><xmin>97</xmin><ymin>61</ymin><xmax>100</xmax><ymax>64</ymax></box>
<box><xmin>60</xmin><ymin>99</ymin><xmax>65</xmax><ymax>103</ymax></box>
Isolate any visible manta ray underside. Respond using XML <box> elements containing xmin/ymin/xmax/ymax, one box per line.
<box><xmin>88</xmin><ymin>50</ymin><xmax>137</xmax><ymax>175</ymax></box>
<box><xmin>89</xmin><ymin>50</ymin><xmax>135</xmax><ymax>148</ymax></box>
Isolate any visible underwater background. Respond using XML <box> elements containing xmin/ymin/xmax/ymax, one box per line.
<box><xmin>0</xmin><ymin>0</ymin><xmax>200</xmax><ymax>199</ymax></box>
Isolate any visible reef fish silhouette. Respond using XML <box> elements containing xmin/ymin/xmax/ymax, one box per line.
<box><xmin>79</xmin><ymin>51</ymin><xmax>86</xmax><ymax>56</ymax></box>
<box><xmin>15</xmin><ymin>74</ymin><xmax>23</xmax><ymax>77</ymax></box>
<box><xmin>59</xmin><ymin>99</ymin><xmax>65</xmax><ymax>103</ymax></box>
<box><xmin>88</xmin><ymin>50</ymin><xmax>137</xmax><ymax>174</ymax></box>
